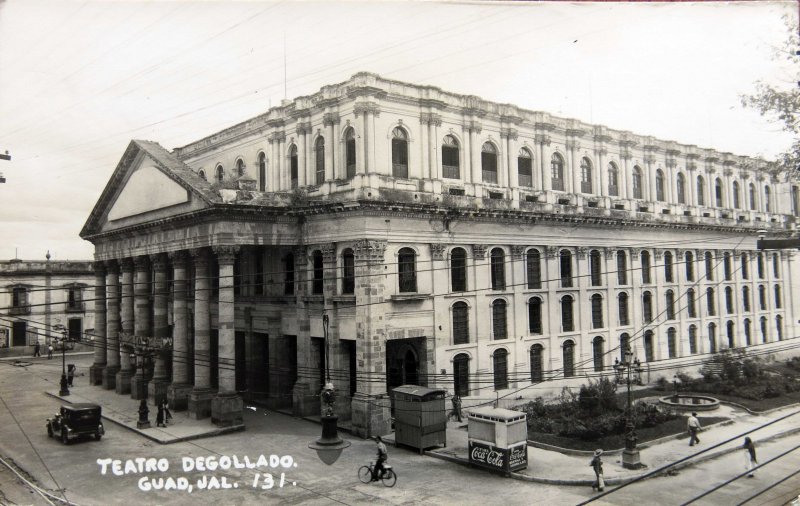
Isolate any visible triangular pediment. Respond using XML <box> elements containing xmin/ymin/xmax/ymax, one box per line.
<box><xmin>108</xmin><ymin>165</ymin><xmax>189</xmax><ymax>221</ymax></box>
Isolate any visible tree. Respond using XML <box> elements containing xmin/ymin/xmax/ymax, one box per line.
<box><xmin>741</xmin><ymin>15</ymin><xmax>800</xmax><ymax>180</ymax></box>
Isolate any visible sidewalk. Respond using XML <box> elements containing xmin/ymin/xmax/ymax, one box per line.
<box><xmin>424</xmin><ymin>402</ymin><xmax>800</xmax><ymax>486</ymax></box>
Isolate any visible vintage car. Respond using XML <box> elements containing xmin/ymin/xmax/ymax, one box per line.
<box><xmin>47</xmin><ymin>404</ymin><xmax>104</xmax><ymax>444</ymax></box>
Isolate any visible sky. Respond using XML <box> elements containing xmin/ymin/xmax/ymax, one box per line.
<box><xmin>0</xmin><ymin>0</ymin><xmax>796</xmax><ymax>261</ymax></box>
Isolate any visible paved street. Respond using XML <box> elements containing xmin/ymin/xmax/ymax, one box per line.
<box><xmin>1</xmin><ymin>354</ymin><xmax>799</xmax><ymax>505</ymax></box>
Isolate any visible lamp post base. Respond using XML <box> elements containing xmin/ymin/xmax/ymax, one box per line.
<box><xmin>59</xmin><ymin>375</ymin><xmax>70</xmax><ymax>396</ymax></box>
<box><xmin>622</xmin><ymin>448</ymin><xmax>644</xmax><ymax>469</ymax></box>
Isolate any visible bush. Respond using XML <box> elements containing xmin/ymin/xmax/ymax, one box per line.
<box><xmin>787</xmin><ymin>357</ymin><xmax>800</xmax><ymax>372</ymax></box>
<box><xmin>742</xmin><ymin>359</ymin><xmax>763</xmax><ymax>380</ymax></box>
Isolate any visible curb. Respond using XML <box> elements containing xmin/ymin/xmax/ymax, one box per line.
<box><xmin>44</xmin><ymin>391</ymin><xmax>245</xmax><ymax>445</ymax></box>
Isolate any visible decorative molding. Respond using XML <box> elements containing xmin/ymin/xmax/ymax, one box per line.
<box><xmin>319</xmin><ymin>244</ymin><xmax>336</xmax><ymax>263</ymax></box>
<box><xmin>472</xmin><ymin>244</ymin><xmax>487</xmax><ymax>260</ymax></box>
<box><xmin>419</xmin><ymin>113</ymin><xmax>442</xmax><ymax>127</ymax></box>
<box><xmin>150</xmin><ymin>253</ymin><xmax>168</xmax><ymax>271</ymax></box>
<box><xmin>630</xmin><ymin>248</ymin><xmax>641</xmax><ymax>260</ymax></box>
<box><xmin>511</xmin><ymin>245</ymin><xmax>525</xmax><ymax>260</ymax></box>
<box><xmin>576</xmin><ymin>247</ymin><xmax>588</xmax><ymax>260</ymax></box>
<box><xmin>546</xmin><ymin>246</ymin><xmax>559</xmax><ymax>257</ymax></box>
<box><xmin>566</xmin><ymin>140</ymin><xmax>581</xmax><ymax>151</ymax></box>
<box><xmin>353</xmin><ymin>239</ymin><xmax>387</xmax><ymax>261</ymax></box>
<box><xmin>268</xmin><ymin>131</ymin><xmax>286</xmax><ymax>143</ymax></box>
<box><xmin>604</xmin><ymin>248</ymin><xmax>615</xmax><ymax>260</ymax></box>
<box><xmin>168</xmin><ymin>251</ymin><xmax>187</xmax><ymax>268</ymax></box>
<box><xmin>293</xmin><ymin>246</ymin><xmax>308</xmax><ymax>265</ymax></box>
<box><xmin>500</xmin><ymin>128</ymin><xmax>519</xmax><ymax>141</ymax></box>
<box><xmin>620</xmin><ymin>149</ymin><xmax>632</xmax><ymax>160</ymax></box>
<box><xmin>134</xmin><ymin>255</ymin><xmax>150</xmax><ymax>271</ymax></box>
<box><xmin>190</xmin><ymin>248</ymin><xmax>209</xmax><ymax>269</ymax></box>
<box><xmin>430</xmin><ymin>243</ymin><xmax>446</xmax><ymax>261</ymax></box>
<box><xmin>596</xmin><ymin>147</ymin><xmax>608</xmax><ymax>156</ymax></box>
<box><xmin>213</xmin><ymin>245</ymin><xmax>239</xmax><ymax>265</ymax></box>
<box><xmin>322</xmin><ymin>112</ymin><xmax>340</xmax><ymax>126</ymax></box>
<box><xmin>665</xmin><ymin>159</ymin><xmax>677</xmax><ymax>168</ymax></box>
<box><xmin>566</xmin><ymin>128</ymin><xmax>585</xmax><ymax>138</ymax></box>
<box><xmin>654</xmin><ymin>249</ymin><xmax>663</xmax><ymax>261</ymax></box>
<box><xmin>643</xmin><ymin>154</ymin><xmax>656</xmax><ymax>165</ymax></box>
<box><xmin>464</xmin><ymin>120</ymin><xmax>482</xmax><ymax>134</ymax></box>
<box><xmin>104</xmin><ymin>259</ymin><xmax>119</xmax><ymax>273</ymax></box>
<box><xmin>353</xmin><ymin>102</ymin><xmax>381</xmax><ymax>117</ymax></box>
<box><xmin>119</xmin><ymin>258</ymin><xmax>134</xmax><ymax>272</ymax></box>
<box><xmin>295</xmin><ymin>122</ymin><xmax>310</xmax><ymax>135</ymax></box>
<box><xmin>534</xmin><ymin>133</ymin><xmax>551</xmax><ymax>146</ymax></box>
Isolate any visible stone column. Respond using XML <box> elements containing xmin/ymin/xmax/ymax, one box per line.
<box><xmin>189</xmin><ymin>248</ymin><xmax>214</xmax><ymax>419</ymax></box>
<box><xmin>266</xmin><ymin>316</ymin><xmax>284</xmax><ymax>409</ymax></box>
<box><xmin>420</xmin><ymin>115</ymin><xmax>430</xmax><ymax>179</ymax></box>
<box><xmin>621</xmin><ymin>151</ymin><xmax>633</xmax><ymax>200</ymax></box>
<box><xmin>506</xmin><ymin>130</ymin><xmax>519</xmax><ymax>189</ymax></box>
<box><xmin>646</xmin><ymin>159</ymin><xmax>656</xmax><ymax>202</ymax></box>
<box><xmin>686</xmin><ymin>166</ymin><xmax>697</xmax><ymax>206</ymax></box>
<box><xmin>567</xmin><ymin>140</ymin><xmax>579</xmax><ymax>194</ymax></box>
<box><xmin>292</xmin><ymin>246</ymin><xmax>316</xmax><ymax>417</ymax></box>
<box><xmin>131</xmin><ymin>256</ymin><xmax>151</xmax><ymax>400</ymax></box>
<box><xmin>324</xmin><ymin>114</ymin><xmax>336</xmax><ymax>181</ymax></box>
<box><xmin>148</xmin><ymin>253</ymin><xmax>170</xmax><ymax>405</ymax></box>
<box><xmin>211</xmin><ymin>245</ymin><xmax>243</xmax><ymax>427</ymax></box>
<box><xmin>89</xmin><ymin>262</ymin><xmax>107</xmax><ymax>385</ymax></box>
<box><xmin>102</xmin><ymin>261</ymin><xmax>120</xmax><ymax>390</ymax></box>
<box><xmin>350</xmin><ymin>239</ymin><xmax>391</xmax><ymax>438</ymax></box>
<box><xmin>367</xmin><ymin>109</ymin><xmax>378</xmax><ymax>175</ymax></box>
<box><xmin>361</xmin><ymin>109</ymin><xmax>370</xmax><ymax>173</ymax></box>
<box><xmin>469</xmin><ymin>124</ymin><xmax>481</xmax><ymax>184</ymax></box>
<box><xmin>597</xmin><ymin>148</ymin><xmax>608</xmax><ymax>197</ymax></box>
<box><xmin>115</xmin><ymin>258</ymin><xmax>134</xmax><ymax>394</ymax></box>
<box><xmin>537</xmin><ymin>135</ymin><xmax>551</xmax><ymax>191</ymax></box>
<box><xmin>168</xmin><ymin>251</ymin><xmax>191</xmax><ymax>410</ymax></box>
<box><xmin>297</xmin><ymin>125</ymin><xmax>307</xmax><ymax>187</ymax></box>
<box><xmin>278</xmin><ymin>134</ymin><xmax>286</xmax><ymax>190</ymax></box>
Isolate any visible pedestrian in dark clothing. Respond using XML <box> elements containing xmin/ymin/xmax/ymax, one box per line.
<box><xmin>590</xmin><ymin>449</ymin><xmax>604</xmax><ymax>492</ymax></box>
<box><xmin>162</xmin><ymin>400</ymin><xmax>172</xmax><ymax>423</ymax></box>
<box><xmin>67</xmin><ymin>364</ymin><xmax>76</xmax><ymax>386</ymax></box>
<box><xmin>687</xmin><ymin>412</ymin><xmax>701</xmax><ymax>446</ymax></box>
<box><xmin>743</xmin><ymin>437</ymin><xmax>758</xmax><ymax>477</ymax></box>
<box><xmin>156</xmin><ymin>403</ymin><xmax>165</xmax><ymax>427</ymax></box>
<box><xmin>451</xmin><ymin>394</ymin><xmax>462</xmax><ymax>423</ymax></box>
<box><xmin>33</xmin><ymin>343</ymin><xmax>41</xmax><ymax>357</ymax></box>
<box><xmin>47</xmin><ymin>345</ymin><xmax>53</xmax><ymax>359</ymax></box>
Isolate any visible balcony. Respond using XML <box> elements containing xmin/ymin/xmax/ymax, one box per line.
<box><xmin>581</xmin><ymin>181</ymin><xmax>593</xmax><ymax>194</ymax></box>
<box><xmin>552</xmin><ymin>179</ymin><xmax>565</xmax><ymax>191</ymax></box>
<box><xmin>9</xmin><ymin>305</ymin><xmax>30</xmax><ymax>315</ymax></box>
<box><xmin>65</xmin><ymin>302</ymin><xmax>85</xmax><ymax>313</ymax></box>
<box><xmin>443</xmin><ymin>165</ymin><xmax>460</xmax><ymax>179</ymax></box>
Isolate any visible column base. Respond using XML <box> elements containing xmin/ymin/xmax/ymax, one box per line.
<box><xmin>89</xmin><ymin>364</ymin><xmax>106</xmax><ymax>386</ymax></box>
<box><xmin>292</xmin><ymin>383</ymin><xmax>317</xmax><ymax>417</ymax></box>
<box><xmin>115</xmin><ymin>369</ymin><xmax>133</xmax><ymax>395</ymax></box>
<box><xmin>622</xmin><ymin>448</ymin><xmax>644</xmax><ymax>469</ymax></box>
<box><xmin>167</xmin><ymin>383</ymin><xmax>193</xmax><ymax>411</ymax></box>
<box><xmin>211</xmin><ymin>392</ymin><xmax>244</xmax><ymax>427</ymax></box>
<box><xmin>188</xmin><ymin>388</ymin><xmax>216</xmax><ymax>420</ymax></box>
<box><xmin>131</xmin><ymin>374</ymin><xmax>148</xmax><ymax>400</ymax></box>
<box><xmin>102</xmin><ymin>365</ymin><xmax>120</xmax><ymax>390</ymax></box>
<box><xmin>350</xmin><ymin>392</ymin><xmax>391</xmax><ymax>439</ymax></box>
<box><xmin>148</xmin><ymin>378</ymin><xmax>169</xmax><ymax>406</ymax></box>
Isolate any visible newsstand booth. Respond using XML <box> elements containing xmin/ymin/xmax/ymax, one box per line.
<box><xmin>392</xmin><ymin>385</ymin><xmax>447</xmax><ymax>454</ymax></box>
<box><xmin>467</xmin><ymin>406</ymin><xmax>528</xmax><ymax>474</ymax></box>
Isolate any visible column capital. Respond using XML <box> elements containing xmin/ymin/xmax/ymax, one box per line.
<box><xmin>604</xmin><ymin>248</ymin><xmax>616</xmax><ymax>260</ymax></box>
<box><xmin>319</xmin><ymin>244</ymin><xmax>336</xmax><ymax>263</ymax></box>
<box><xmin>546</xmin><ymin>246</ymin><xmax>559</xmax><ymax>258</ymax></box>
<box><xmin>104</xmin><ymin>260</ymin><xmax>119</xmax><ymax>273</ymax></box>
<box><xmin>472</xmin><ymin>244</ymin><xmax>487</xmax><ymax>261</ymax></box>
<box><xmin>430</xmin><ymin>243</ymin><xmax>446</xmax><ymax>261</ymax></box>
<box><xmin>419</xmin><ymin>112</ymin><xmax>442</xmax><ymax>127</ymax></box>
<box><xmin>654</xmin><ymin>249</ymin><xmax>664</xmax><ymax>261</ymax></box>
<box><xmin>295</xmin><ymin>121</ymin><xmax>310</xmax><ymax>135</ymax></box>
<box><xmin>119</xmin><ymin>258</ymin><xmax>134</xmax><ymax>272</ymax></box>
<box><xmin>576</xmin><ymin>247</ymin><xmax>588</xmax><ymax>260</ymax></box>
<box><xmin>213</xmin><ymin>245</ymin><xmax>239</xmax><ymax>265</ymax></box>
<box><xmin>630</xmin><ymin>248</ymin><xmax>641</xmax><ymax>260</ymax></box>
<box><xmin>534</xmin><ymin>133</ymin><xmax>551</xmax><ymax>146</ymax></box>
<box><xmin>510</xmin><ymin>245</ymin><xmax>525</xmax><ymax>260</ymax></box>
<box><xmin>354</xmin><ymin>102</ymin><xmax>381</xmax><ymax>117</ymax></box>
<box><xmin>566</xmin><ymin>140</ymin><xmax>581</xmax><ymax>151</ymax></box>
<box><xmin>323</xmin><ymin>112</ymin><xmax>340</xmax><ymax>126</ymax></box>
<box><xmin>168</xmin><ymin>250</ymin><xmax>188</xmax><ymax>266</ymax></box>
<box><xmin>293</xmin><ymin>246</ymin><xmax>308</xmax><ymax>265</ymax></box>
<box><xmin>190</xmin><ymin>248</ymin><xmax>210</xmax><ymax>268</ymax></box>
<box><xmin>93</xmin><ymin>261</ymin><xmax>107</xmax><ymax>275</ymax></box>
<box><xmin>464</xmin><ymin>120</ymin><xmax>482</xmax><ymax>134</ymax></box>
<box><xmin>133</xmin><ymin>255</ymin><xmax>150</xmax><ymax>271</ymax></box>
<box><xmin>353</xmin><ymin>239</ymin><xmax>387</xmax><ymax>262</ymax></box>
<box><xmin>150</xmin><ymin>253</ymin><xmax>168</xmax><ymax>271</ymax></box>
<box><xmin>500</xmin><ymin>128</ymin><xmax>518</xmax><ymax>141</ymax></box>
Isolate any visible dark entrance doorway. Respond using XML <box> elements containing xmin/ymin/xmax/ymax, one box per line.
<box><xmin>68</xmin><ymin>318</ymin><xmax>82</xmax><ymax>341</ymax></box>
<box><xmin>210</xmin><ymin>329</ymin><xmax>219</xmax><ymax>389</ymax></box>
<box><xmin>311</xmin><ymin>337</ymin><xmax>325</xmax><ymax>391</ymax></box>
<box><xmin>343</xmin><ymin>340</ymin><xmax>356</xmax><ymax>396</ymax></box>
<box><xmin>235</xmin><ymin>331</ymin><xmax>247</xmax><ymax>393</ymax></box>
<box><xmin>386</xmin><ymin>338</ymin><xmax>427</xmax><ymax>392</ymax></box>
<box><xmin>12</xmin><ymin>321</ymin><xmax>26</xmax><ymax>347</ymax></box>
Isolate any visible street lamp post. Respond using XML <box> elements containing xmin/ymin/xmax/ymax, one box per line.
<box><xmin>57</xmin><ymin>327</ymin><xmax>69</xmax><ymax>396</ymax></box>
<box><xmin>309</xmin><ymin>313</ymin><xmax>351</xmax><ymax>465</ymax></box>
<box><xmin>613</xmin><ymin>345</ymin><xmax>642</xmax><ymax>469</ymax></box>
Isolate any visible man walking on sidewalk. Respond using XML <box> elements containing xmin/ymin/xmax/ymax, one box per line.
<box><xmin>33</xmin><ymin>342</ymin><xmax>41</xmax><ymax>357</ymax></box>
<box><xmin>687</xmin><ymin>412</ymin><xmax>702</xmax><ymax>446</ymax></box>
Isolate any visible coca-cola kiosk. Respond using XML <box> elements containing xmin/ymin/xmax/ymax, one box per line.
<box><xmin>467</xmin><ymin>406</ymin><xmax>528</xmax><ymax>474</ymax></box>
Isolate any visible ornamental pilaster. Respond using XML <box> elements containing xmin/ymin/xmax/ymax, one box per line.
<box><xmin>295</xmin><ymin>122</ymin><xmax>310</xmax><ymax>136</ymax></box>
<box><xmin>322</xmin><ymin>112</ymin><xmax>340</xmax><ymax>126</ymax></box>
<box><xmin>500</xmin><ymin>128</ymin><xmax>519</xmax><ymax>141</ymax></box>
<box><xmin>604</xmin><ymin>248</ymin><xmax>615</xmax><ymax>260</ymax></box>
<box><xmin>576</xmin><ymin>247</ymin><xmax>588</xmax><ymax>260</ymax></box>
<box><xmin>293</xmin><ymin>246</ymin><xmax>308</xmax><ymax>265</ymax></box>
<box><xmin>213</xmin><ymin>245</ymin><xmax>239</xmax><ymax>265</ymax></box>
<box><xmin>353</xmin><ymin>102</ymin><xmax>381</xmax><ymax>117</ymax></box>
<box><xmin>319</xmin><ymin>244</ymin><xmax>336</xmax><ymax>263</ymax></box>
<box><xmin>511</xmin><ymin>245</ymin><xmax>525</xmax><ymax>260</ymax></box>
<box><xmin>353</xmin><ymin>239</ymin><xmax>387</xmax><ymax>262</ymax></box>
<box><xmin>654</xmin><ymin>249</ymin><xmax>664</xmax><ymax>261</ymax></box>
<box><xmin>546</xmin><ymin>246</ymin><xmax>559</xmax><ymax>258</ymax></box>
<box><xmin>472</xmin><ymin>244</ymin><xmax>487</xmax><ymax>260</ymax></box>
<box><xmin>430</xmin><ymin>243</ymin><xmax>446</xmax><ymax>261</ymax></box>
<box><xmin>630</xmin><ymin>248</ymin><xmax>641</xmax><ymax>260</ymax></box>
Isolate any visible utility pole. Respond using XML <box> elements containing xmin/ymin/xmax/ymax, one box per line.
<box><xmin>0</xmin><ymin>150</ymin><xmax>10</xmax><ymax>183</ymax></box>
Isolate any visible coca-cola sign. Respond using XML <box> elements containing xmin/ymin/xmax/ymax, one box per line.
<box><xmin>469</xmin><ymin>441</ymin><xmax>507</xmax><ymax>471</ymax></box>
<box><xmin>508</xmin><ymin>443</ymin><xmax>528</xmax><ymax>471</ymax></box>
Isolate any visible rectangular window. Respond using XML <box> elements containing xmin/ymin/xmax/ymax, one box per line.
<box><xmin>518</xmin><ymin>157</ymin><xmax>532</xmax><ymax>187</ymax></box>
<box><xmin>342</xmin><ymin>256</ymin><xmax>355</xmax><ymax>295</ymax></box>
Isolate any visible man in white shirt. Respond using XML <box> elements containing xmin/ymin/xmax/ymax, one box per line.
<box><xmin>687</xmin><ymin>412</ymin><xmax>702</xmax><ymax>446</ymax></box>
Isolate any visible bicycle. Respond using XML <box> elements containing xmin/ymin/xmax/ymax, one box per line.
<box><xmin>358</xmin><ymin>461</ymin><xmax>397</xmax><ymax>487</ymax></box>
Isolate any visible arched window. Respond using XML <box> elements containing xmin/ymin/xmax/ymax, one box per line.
<box><xmin>773</xmin><ymin>253</ymin><xmax>780</xmax><ymax>278</ymax></box>
<box><xmin>757</xmin><ymin>253</ymin><xmax>765</xmax><ymax>279</ymax></box>
<box><xmin>758</xmin><ymin>285</ymin><xmax>766</xmax><ymax>310</ymax></box>
<box><xmin>450</xmin><ymin>247</ymin><xmax>467</xmax><ymax>292</ymax></box>
<box><xmin>593</xmin><ymin>336</ymin><xmax>604</xmax><ymax>372</ymax></box>
<box><xmin>315</xmin><ymin>136</ymin><xmax>325</xmax><ymax>184</ymax></box>
<box><xmin>561</xmin><ymin>295</ymin><xmax>574</xmax><ymax>332</ymax></box>
<box><xmin>563</xmin><ymin>340</ymin><xmax>575</xmax><ymax>378</ymax></box>
<box><xmin>482</xmin><ymin>142</ymin><xmax>498</xmax><ymax>184</ymax></box>
<box><xmin>741</xmin><ymin>253</ymin><xmax>749</xmax><ymax>280</ymax></box>
<box><xmin>689</xmin><ymin>325</ymin><xmax>698</xmax><ymax>354</ymax></box>
<box><xmin>198</xmin><ymin>169</ymin><xmax>206</xmax><ymax>181</ymax></box>
<box><xmin>760</xmin><ymin>316</ymin><xmax>768</xmax><ymax>343</ymax></box>
<box><xmin>632</xmin><ymin>166</ymin><xmax>643</xmax><ymax>199</ymax></box>
<box><xmin>685</xmin><ymin>251</ymin><xmax>695</xmax><ymax>282</ymax></box>
<box><xmin>643</xmin><ymin>291</ymin><xmax>653</xmax><ymax>323</ymax></box>
<box><xmin>492</xmin><ymin>299</ymin><xmax>507</xmax><ymax>340</ymax></box>
<box><xmin>216</xmin><ymin>164</ymin><xmax>224</xmax><ymax>183</ymax></box>
<box><xmin>530</xmin><ymin>344</ymin><xmax>544</xmax><ymax>382</ymax></box>
<box><xmin>764</xmin><ymin>186</ymin><xmax>771</xmax><ymax>213</ymax></box>
<box><xmin>697</xmin><ymin>176</ymin><xmax>705</xmax><ymax>206</ymax></box>
<box><xmin>388</xmin><ymin>127</ymin><xmax>409</xmax><ymax>178</ymax></box>
<box><xmin>705</xmin><ymin>252</ymin><xmax>714</xmax><ymax>281</ymax></box>
<box><xmin>715</xmin><ymin>177</ymin><xmax>723</xmax><ymax>207</ymax></box>
<box><xmin>664</xmin><ymin>251</ymin><xmax>674</xmax><ymax>283</ymax></box>
<box><xmin>655</xmin><ymin>169</ymin><xmax>665</xmax><ymax>201</ymax></box>
<box><xmin>452</xmin><ymin>302</ymin><xmax>469</xmax><ymax>345</ymax></box>
<box><xmin>617</xmin><ymin>250</ymin><xmax>628</xmax><ymax>285</ymax></box>
<box><xmin>707</xmin><ymin>287</ymin><xmax>716</xmax><ymax>316</ymax></box>
<box><xmin>725</xmin><ymin>286</ymin><xmax>734</xmax><ymax>314</ymax></box>
<box><xmin>724</xmin><ymin>253</ymin><xmax>732</xmax><ymax>281</ymax></box>
<box><xmin>727</xmin><ymin>321</ymin><xmax>735</xmax><ymax>349</ymax></box>
<box><xmin>608</xmin><ymin>162</ymin><xmax>619</xmax><ymax>196</ymax></box>
<box><xmin>551</xmin><ymin>153</ymin><xmax>565</xmax><ymax>191</ymax></box>
<box><xmin>732</xmin><ymin>181</ymin><xmax>740</xmax><ymax>209</ymax></box>
<box><xmin>493</xmin><ymin>349</ymin><xmax>508</xmax><ymax>390</ymax></box>
<box><xmin>749</xmin><ymin>183</ymin><xmax>757</xmax><ymax>210</ymax></box>
<box><xmin>665</xmin><ymin>290</ymin><xmax>676</xmax><ymax>320</ymax></box>
<box><xmin>644</xmin><ymin>330</ymin><xmax>655</xmax><ymax>362</ymax></box>
<box><xmin>258</xmin><ymin>152</ymin><xmax>266</xmax><ymax>191</ymax></box>
<box><xmin>687</xmin><ymin>288</ymin><xmax>697</xmax><ymax>318</ymax></box>
<box><xmin>743</xmin><ymin>286</ymin><xmax>751</xmax><ymax>312</ymax></box>
<box><xmin>518</xmin><ymin>148</ymin><xmax>533</xmax><ymax>187</ymax></box>
<box><xmin>490</xmin><ymin>248</ymin><xmax>506</xmax><ymax>290</ymax></box>
<box><xmin>744</xmin><ymin>318</ymin><xmax>752</xmax><ymax>345</ymax></box>
<box><xmin>590</xmin><ymin>250</ymin><xmax>602</xmax><ymax>286</ymax></box>
<box><xmin>236</xmin><ymin>158</ymin><xmax>245</xmax><ymax>177</ymax></box>
<box><xmin>776</xmin><ymin>315</ymin><xmax>784</xmax><ymax>341</ymax></box>
<box><xmin>453</xmin><ymin>353</ymin><xmax>470</xmax><ymax>397</ymax></box>
<box><xmin>591</xmin><ymin>294</ymin><xmax>603</xmax><ymax>329</ymax></box>
<box><xmin>398</xmin><ymin>247</ymin><xmax>417</xmax><ymax>293</ymax></box>
<box><xmin>345</xmin><ymin>128</ymin><xmax>356</xmax><ymax>179</ymax></box>
<box><xmin>619</xmin><ymin>333</ymin><xmax>630</xmax><ymax>362</ymax></box>
<box><xmin>676</xmin><ymin>173</ymin><xmax>686</xmax><ymax>204</ymax></box>
<box><xmin>342</xmin><ymin>249</ymin><xmax>355</xmax><ymax>294</ymax></box>
<box><xmin>526</xmin><ymin>249</ymin><xmax>542</xmax><ymax>289</ymax></box>
<box><xmin>580</xmin><ymin>157</ymin><xmax>593</xmax><ymax>193</ymax></box>
<box><xmin>442</xmin><ymin>135</ymin><xmax>460</xmax><ymax>179</ymax></box>
<box><xmin>641</xmin><ymin>250</ymin><xmax>652</xmax><ymax>284</ymax></box>
<box><xmin>290</xmin><ymin>145</ymin><xmax>299</xmax><ymax>188</ymax></box>
<box><xmin>560</xmin><ymin>250</ymin><xmax>573</xmax><ymax>288</ymax></box>
<box><xmin>708</xmin><ymin>323</ymin><xmax>717</xmax><ymax>353</ymax></box>
<box><xmin>283</xmin><ymin>253</ymin><xmax>295</xmax><ymax>295</ymax></box>
<box><xmin>668</xmin><ymin>327</ymin><xmax>677</xmax><ymax>358</ymax></box>
<box><xmin>312</xmin><ymin>250</ymin><xmax>324</xmax><ymax>295</ymax></box>
<box><xmin>529</xmin><ymin>297</ymin><xmax>543</xmax><ymax>334</ymax></box>
<box><xmin>775</xmin><ymin>284</ymin><xmax>782</xmax><ymax>309</ymax></box>
<box><xmin>618</xmin><ymin>292</ymin><xmax>630</xmax><ymax>326</ymax></box>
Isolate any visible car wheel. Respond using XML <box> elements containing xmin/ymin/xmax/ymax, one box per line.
<box><xmin>95</xmin><ymin>432</ymin><xmax>102</xmax><ymax>441</ymax></box>
<box><xmin>47</xmin><ymin>425</ymin><xmax>53</xmax><ymax>438</ymax></box>
<box><xmin>61</xmin><ymin>431</ymin><xmax>68</xmax><ymax>445</ymax></box>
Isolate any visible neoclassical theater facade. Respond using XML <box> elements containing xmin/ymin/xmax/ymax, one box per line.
<box><xmin>81</xmin><ymin>72</ymin><xmax>800</xmax><ymax>436</ymax></box>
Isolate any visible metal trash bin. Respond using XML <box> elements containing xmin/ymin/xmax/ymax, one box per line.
<box><xmin>467</xmin><ymin>406</ymin><xmax>528</xmax><ymax>474</ymax></box>
<box><xmin>392</xmin><ymin>385</ymin><xmax>447</xmax><ymax>454</ymax></box>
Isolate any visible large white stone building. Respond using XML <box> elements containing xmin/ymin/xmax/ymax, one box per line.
<box><xmin>81</xmin><ymin>72</ymin><xmax>800</xmax><ymax>437</ymax></box>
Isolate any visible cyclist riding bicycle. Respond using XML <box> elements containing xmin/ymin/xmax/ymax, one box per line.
<box><xmin>373</xmin><ymin>436</ymin><xmax>388</xmax><ymax>480</ymax></box>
